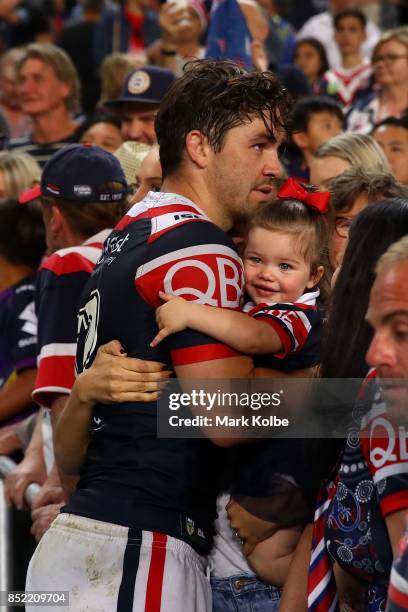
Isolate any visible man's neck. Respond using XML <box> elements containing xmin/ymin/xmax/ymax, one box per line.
<box><xmin>161</xmin><ymin>174</ymin><xmax>231</xmax><ymax>231</ymax></box>
<box><xmin>380</xmin><ymin>82</ymin><xmax>408</xmax><ymax>111</ymax></box>
<box><xmin>31</xmin><ymin>106</ymin><xmax>76</xmax><ymax>145</ymax></box>
<box><xmin>341</xmin><ymin>52</ymin><xmax>364</xmax><ymax>69</ymax></box>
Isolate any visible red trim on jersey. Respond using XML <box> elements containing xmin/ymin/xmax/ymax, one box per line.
<box><xmin>33</xmin><ymin>355</ymin><xmax>75</xmax><ymax>407</ymax></box>
<box><xmin>116</xmin><ymin>203</ymin><xmax>205</xmax><ymax>230</ymax></box>
<box><xmin>144</xmin><ymin>532</ymin><xmax>167</xmax><ymax>612</ymax></box>
<box><xmin>388</xmin><ymin>581</ymin><xmax>408</xmax><ymax>608</ymax></box>
<box><xmin>40</xmin><ymin>252</ymin><xmax>98</xmax><ymax>276</ymax></box>
<box><xmin>171</xmin><ymin>343</ymin><xmax>240</xmax><ymax>366</ymax></box>
<box><xmin>379</xmin><ymin>490</ymin><xmax>408</xmax><ymax>518</ymax></box>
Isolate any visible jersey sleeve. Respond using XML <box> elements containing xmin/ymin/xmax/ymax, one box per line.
<box><xmin>8</xmin><ymin>279</ymin><xmax>37</xmax><ymax>373</ymax></box>
<box><xmin>135</xmin><ymin>221</ymin><xmax>245</xmax><ymax>366</ymax></box>
<box><xmin>33</xmin><ymin>252</ymin><xmax>95</xmax><ymax>408</ymax></box>
<box><xmin>360</xmin><ymin>387</ymin><xmax>408</xmax><ymax>517</ymax></box>
<box><xmin>248</xmin><ymin>303</ymin><xmax>319</xmax><ymax>359</ymax></box>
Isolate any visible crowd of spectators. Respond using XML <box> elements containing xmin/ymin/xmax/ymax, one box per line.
<box><xmin>0</xmin><ymin>0</ymin><xmax>407</xmax><ymax>610</ymax></box>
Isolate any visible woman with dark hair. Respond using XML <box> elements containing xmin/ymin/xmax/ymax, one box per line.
<box><xmin>293</xmin><ymin>38</ymin><xmax>329</xmax><ymax>91</ymax></box>
<box><xmin>303</xmin><ymin>198</ymin><xmax>408</xmax><ymax>611</ymax></box>
<box><xmin>75</xmin><ymin>114</ymin><xmax>123</xmax><ymax>154</ymax></box>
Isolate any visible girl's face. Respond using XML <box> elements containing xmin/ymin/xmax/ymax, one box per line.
<box><xmin>243</xmin><ymin>227</ymin><xmax>323</xmax><ymax>305</ymax></box>
<box><xmin>372</xmin><ymin>39</ymin><xmax>408</xmax><ymax>88</ymax></box>
<box><xmin>294</xmin><ymin>43</ymin><xmax>323</xmax><ymax>82</ymax></box>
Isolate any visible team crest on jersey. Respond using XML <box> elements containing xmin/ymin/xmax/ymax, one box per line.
<box><xmin>186</xmin><ymin>517</ymin><xmax>195</xmax><ymax>536</ymax></box>
<box><xmin>77</xmin><ymin>289</ymin><xmax>100</xmax><ymax>370</ymax></box>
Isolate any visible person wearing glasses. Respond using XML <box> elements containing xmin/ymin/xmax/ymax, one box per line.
<box><xmin>346</xmin><ymin>27</ymin><xmax>408</xmax><ymax>135</ymax></box>
<box><xmin>328</xmin><ymin>166</ymin><xmax>408</xmax><ymax>271</ymax></box>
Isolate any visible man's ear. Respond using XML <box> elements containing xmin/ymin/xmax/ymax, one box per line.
<box><xmin>185</xmin><ymin>130</ymin><xmax>212</xmax><ymax>169</ymax></box>
<box><xmin>292</xmin><ymin>131</ymin><xmax>308</xmax><ymax>151</ymax></box>
<box><xmin>50</xmin><ymin>205</ymin><xmax>64</xmax><ymax>235</ymax></box>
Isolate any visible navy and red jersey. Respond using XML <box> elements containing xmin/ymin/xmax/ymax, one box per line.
<box><xmin>33</xmin><ymin>230</ymin><xmax>111</xmax><ymax>408</ymax></box>
<box><xmin>245</xmin><ymin>289</ymin><xmax>322</xmax><ymax>372</ymax></box>
<box><xmin>0</xmin><ymin>274</ymin><xmax>38</xmax><ymax>426</ymax></box>
<box><xmin>65</xmin><ymin>192</ymin><xmax>244</xmax><ymax>546</ymax></box>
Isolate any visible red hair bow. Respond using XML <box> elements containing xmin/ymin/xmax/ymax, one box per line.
<box><xmin>277</xmin><ymin>178</ymin><xmax>330</xmax><ymax>214</ymax></box>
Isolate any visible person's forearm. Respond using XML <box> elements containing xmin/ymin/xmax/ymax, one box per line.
<box><xmin>54</xmin><ymin>386</ymin><xmax>93</xmax><ymax>476</ymax></box>
<box><xmin>279</xmin><ymin>524</ymin><xmax>312</xmax><ymax>612</ymax></box>
<box><xmin>0</xmin><ymin>368</ymin><xmax>37</xmax><ymax>421</ymax></box>
<box><xmin>186</xmin><ymin>304</ymin><xmax>283</xmax><ymax>354</ymax></box>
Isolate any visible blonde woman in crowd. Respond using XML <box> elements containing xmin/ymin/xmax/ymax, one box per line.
<box><xmin>309</xmin><ymin>133</ymin><xmax>390</xmax><ymax>189</ymax></box>
<box><xmin>0</xmin><ymin>151</ymin><xmax>40</xmax><ymax>200</ymax></box>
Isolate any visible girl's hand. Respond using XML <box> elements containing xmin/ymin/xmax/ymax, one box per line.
<box><xmin>76</xmin><ymin>340</ymin><xmax>171</xmax><ymax>405</ymax></box>
<box><xmin>151</xmin><ymin>292</ymin><xmax>190</xmax><ymax>347</ymax></box>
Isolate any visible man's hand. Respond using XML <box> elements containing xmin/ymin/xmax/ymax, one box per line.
<box><xmin>75</xmin><ymin>340</ymin><xmax>172</xmax><ymax>405</ymax></box>
<box><xmin>226</xmin><ymin>496</ymin><xmax>279</xmax><ymax>557</ymax></box>
<box><xmin>31</xmin><ymin>503</ymin><xmax>63</xmax><ymax>542</ymax></box>
<box><xmin>4</xmin><ymin>451</ymin><xmax>47</xmax><ymax>510</ymax></box>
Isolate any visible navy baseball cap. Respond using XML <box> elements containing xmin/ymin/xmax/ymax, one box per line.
<box><xmin>105</xmin><ymin>66</ymin><xmax>176</xmax><ymax>107</ymax></box>
<box><xmin>20</xmin><ymin>144</ymin><xmax>127</xmax><ymax>204</ymax></box>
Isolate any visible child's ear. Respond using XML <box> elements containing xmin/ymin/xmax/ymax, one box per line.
<box><xmin>307</xmin><ymin>265</ymin><xmax>325</xmax><ymax>289</ymax></box>
<box><xmin>292</xmin><ymin>131</ymin><xmax>309</xmax><ymax>151</ymax></box>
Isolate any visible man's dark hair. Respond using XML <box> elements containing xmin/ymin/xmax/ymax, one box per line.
<box><xmin>372</xmin><ymin>114</ymin><xmax>408</xmax><ymax>133</ymax></box>
<box><xmin>333</xmin><ymin>9</ymin><xmax>367</xmax><ymax>30</ymax></box>
<box><xmin>0</xmin><ymin>199</ymin><xmax>45</xmax><ymax>269</ymax></box>
<box><xmin>75</xmin><ymin>113</ymin><xmax>122</xmax><ymax>142</ymax></box>
<box><xmin>292</xmin><ymin>96</ymin><xmax>343</xmax><ymax>133</ymax></box>
<box><xmin>155</xmin><ymin>60</ymin><xmax>292</xmax><ymax>178</ymax></box>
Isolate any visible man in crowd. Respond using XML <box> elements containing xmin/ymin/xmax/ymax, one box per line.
<box><xmin>8</xmin><ymin>145</ymin><xmax>129</xmax><ymax>540</ymax></box>
<box><xmin>105</xmin><ymin>65</ymin><xmax>176</xmax><ymax>145</ymax></box>
<box><xmin>372</xmin><ymin>116</ymin><xmax>408</xmax><ymax>186</ymax></box>
<box><xmin>9</xmin><ymin>44</ymin><xmax>80</xmax><ymax>167</ymax></box>
<box><xmin>365</xmin><ymin>236</ymin><xmax>408</xmax><ymax>610</ymax></box>
<box><xmin>298</xmin><ymin>0</ymin><xmax>380</xmax><ymax>70</ymax></box>
<box><xmin>26</xmin><ymin>60</ymin><xmax>289</xmax><ymax>610</ymax></box>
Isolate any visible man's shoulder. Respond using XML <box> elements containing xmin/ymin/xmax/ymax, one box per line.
<box><xmin>39</xmin><ymin>244</ymin><xmax>102</xmax><ymax>277</ymax></box>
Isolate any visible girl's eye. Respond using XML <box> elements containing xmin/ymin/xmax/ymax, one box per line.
<box><xmin>279</xmin><ymin>262</ymin><xmax>292</xmax><ymax>271</ymax></box>
<box><xmin>248</xmin><ymin>256</ymin><xmax>262</xmax><ymax>264</ymax></box>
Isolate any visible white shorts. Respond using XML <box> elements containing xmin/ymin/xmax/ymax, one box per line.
<box><xmin>26</xmin><ymin>513</ymin><xmax>212</xmax><ymax>612</ymax></box>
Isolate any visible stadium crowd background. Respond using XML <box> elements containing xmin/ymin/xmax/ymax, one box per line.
<box><xmin>0</xmin><ymin>0</ymin><xmax>408</xmax><ymax>610</ymax></box>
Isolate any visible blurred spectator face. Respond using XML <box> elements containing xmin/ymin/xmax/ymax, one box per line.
<box><xmin>366</xmin><ymin>259</ymin><xmax>408</xmax><ymax>424</ymax></box>
<box><xmin>329</xmin><ymin>192</ymin><xmax>369</xmax><ymax>269</ymax></box>
<box><xmin>131</xmin><ymin>147</ymin><xmax>162</xmax><ymax>203</ymax></box>
<box><xmin>176</xmin><ymin>6</ymin><xmax>204</xmax><ymax>42</ymax></box>
<box><xmin>80</xmin><ymin>122</ymin><xmax>123</xmax><ymax>154</ymax></box>
<box><xmin>294</xmin><ymin>42</ymin><xmax>324</xmax><ymax>83</ymax></box>
<box><xmin>335</xmin><ymin>16</ymin><xmax>366</xmax><ymax>56</ymax></box>
<box><xmin>19</xmin><ymin>59</ymin><xmax>71</xmax><ymax>116</ymax></box>
<box><xmin>295</xmin><ymin>112</ymin><xmax>343</xmax><ymax>156</ymax></box>
<box><xmin>119</xmin><ymin>104</ymin><xmax>157</xmax><ymax>145</ymax></box>
<box><xmin>372</xmin><ymin>39</ymin><xmax>408</xmax><ymax>88</ymax></box>
<box><xmin>310</xmin><ymin>155</ymin><xmax>350</xmax><ymax>189</ymax></box>
<box><xmin>0</xmin><ymin>64</ymin><xmax>20</xmax><ymax>108</ymax></box>
<box><xmin>373</xmin><ymin>124</ymin><xmax>408</xmax><ymax>185</ymax></box>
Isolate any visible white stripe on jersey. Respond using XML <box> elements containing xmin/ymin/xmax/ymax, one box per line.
<box><xmin>372</xmin><ymin>462</ymin><xmax>408</xmax><ymax>484</ymax></box>
<box><xmin>126</xmin><ymin>192</ymin><xmax>209</xmax><ymax>219</ymax></box>
<box><xmin>38</xmin><ymin>342</ymin><xmax>77</xmax><ymax>362</ymax></box>
<box><xmin>135</xmin><ymin>244</ymin><xmax>243</xmax><ymax>279</ymax></box>
<box><xmin>51</xmin><ymin>245</ymin><xmax>103</xmax><ymax>265</ymax></box>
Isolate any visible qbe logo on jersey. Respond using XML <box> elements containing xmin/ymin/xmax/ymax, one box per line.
<box><xmin>76</xmin><ymin>289</ymin><xmax>100</xmax><ymax>372</ymax></box>
<box><xmin>135</xmin><ymin>244</ymin><xmax>244</xmax><ymax>308</ymax></box>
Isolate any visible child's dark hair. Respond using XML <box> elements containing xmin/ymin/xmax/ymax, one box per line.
<box><xmin>294</xmin><ymin>38</ymin><xmax>330</xmax><ymax>79</ymax></box>
<box><xmin>246</xmin><ymin>195</ymin><xmax>330</xmax><ymax>302</ymax></box>
<box><xmin>333</xmin><ymin>9</ymin><xmax>367</xmax><ymax>30</ymax></box>
<box><xmin>292</xmin><ymin>97</ymin><xmax>343</xmax><ymax>133</ymax></box>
